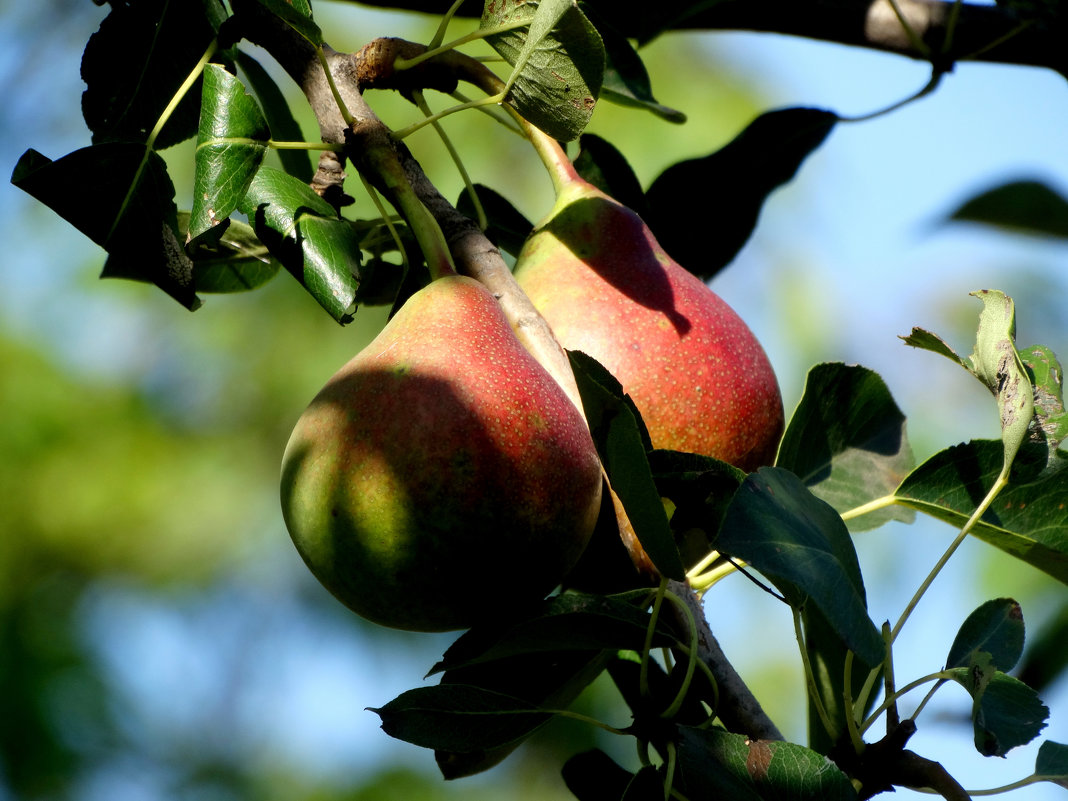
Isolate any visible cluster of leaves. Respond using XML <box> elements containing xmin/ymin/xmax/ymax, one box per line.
<box><xmin>9</xmin><ymin>0</ymin><xmax>1068</xmax><ymax>799</ymax></box>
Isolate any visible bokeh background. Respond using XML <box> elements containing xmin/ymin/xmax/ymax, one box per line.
<box><xmin>1</xmin><ymin>1</ymin><xmax>1066</xmax><ymax>799</ymax></box>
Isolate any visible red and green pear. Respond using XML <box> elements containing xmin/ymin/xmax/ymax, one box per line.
<box><xmin>514</xmin><ymin>179</ymin><xmax>784</xmax><ymax>471</ymax></box>
<box><xmin>280</xmin><ymin>275</ymin><xmax>604</xmax><ymax>632</ymax></box>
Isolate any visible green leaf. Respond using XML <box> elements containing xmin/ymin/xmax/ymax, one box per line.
<box><xmin>777</xmin><ymin>363</ymin><xmax>915</xmax><ymax>531</ymax></box>
<box><xmin>716</xmin><ymin>467</ymin><xmax>884</xmax><ymax>667</ymax></box>
<box><xmin>235</xmin><ymin>51</ymin><xmax>314</xmax><ymax>182</ymax></box>
<box><xmin>481</xmin><ymin>0</ymin><xmax>605</xmax><ymax>141</ymax></box>
<box><xmin>675</xmin><ymin>726</ymin><xmax>858</xmax><ymax>801</ymax></box>
<box><xmin>428</xmin><ymin>590</ymin><xmax>675</xmax><ymax>674</ymax></box>
<box><xmin>455</xmin><ymin>185</ymin><xmax>532</xmax><ymax>258</ymax></box>
<box><xmin>903</xmin><ymin>290</ymin><xmax>1035</xmax><ymax>471</ymax></box>
<box><xmin>893</xmin><ymin>440</ymin><xmax>1068</xmax><ymax>584</ymax></box>
<box><xmin>568</xmin><ymin>350</ymin><xmax>686</xmax><ymax>581</ymax></box>
<box><xmin>435</xmin><ymin>647</ymin><xmax>610</xmax><ymax>778</ymax></box>
<box><xmin>574</xmin><ymin>134</ymin><xmax>649</xmax><ymax>218</ymax></box>
<box><xmin>648</xmin><ymin>449</ymin><xmax>745</xmax><ymax>570</ymax></box>
<box><xmin>238</xmin><ymin>166</ymin><xmax>360</xmax><ymax>323</ymax></box>
<box><xmin>1036</xmin><ymin>741</ymin><xmax>1068</xmax><ymax>788</ymax></box>
<box><xmin>947</xmin><ymin>668</ymin><xmax>1049</xmax><ymax>757</ymax></box>
<box><xmin>372</xmin><ymin>685</ymin><xmax>553</xmax><ymax>752</ymax></box>
<box><xmin>178</xmin><ymin>213</ymin><xmax>280</xmax><ymax>292</ymax></box>
<box><xmin>946</xmin><ymin>598</ymin><xmax>1025</xmax><ymax>672</ymax></box>
<box><xmin>11</xmin><ymin>145</ymin><xmax>199</xmax><ymax>310</ymax></box>
<box><xmin>644</xmin><ymin>108</ymin><xmax>837</xmax><ymax>281</ymax></box>
<box><xmin>81</xmin><ymin>0</ymin><xmax>220</xmax><ymax>148</ymax></box>
<box><xmin>1021</xmin><ymin>343</ymin><xmax>1068</xmax><ymax>458</ymax></box>
<box><xmin>582</xmin><ymin>5</ymin><xmax>686</xmax><ymax>123</ymax></box>
<box><xmin>945</xmin><ymin>179</ymin><xmax>1068</xmax><ymax>239</ymax></box>
<box><xmin>190</xmin><ymin>65</ymin><xmax>271</xmax><ymax>243</ymax></box>
<box><xmin>563</xmin><ymin>749</ymin><xmax>639</xmax><ymax>801</ymax></box>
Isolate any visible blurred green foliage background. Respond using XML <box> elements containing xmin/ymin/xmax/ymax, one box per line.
<box><xmin>2</xmin><ymin>1</ymin><xmax>1067</xmax><ymax>799</ymax></box>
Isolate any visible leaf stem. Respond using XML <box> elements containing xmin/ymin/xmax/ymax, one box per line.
<box><xmin>890</xmin><ymin>468</ymin><xmax>1009</xmax><ymax>642</ymax></box>
<box><xmin>661</xmin><ymin>589</ymin><xmax>701</xmax><ymax>719</ymax></box>
<box><xmin>641</xmin><ymin>577</ymin><xmax>670</xmax><ymax>701</ymax></box>
<box><xmin>317</xmin><ymin>46</ymin><xmax>353</xmax><ymax>126</ymax></box>
<box><xmin>839</xmin><ymin>494</ymin><xmax>898</xmax><ymax>522</ymax></box>
<box><xmin>793</xmin><ymin>607</ymin><xmax>837</xmax><ymax>741</ymax></box>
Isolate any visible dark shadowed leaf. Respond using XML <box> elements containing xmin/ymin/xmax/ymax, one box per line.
<box><xmin>569</xmin><ymin>351</ymin><xmax>685</xmax><ymax>580</ymax></box>
<box><xmin>944</xmin><ymin>179</ymin><xmax>1068</xmax><ymax>239</ymax></box>
<box><xmin>189</xmin><ymin>64</ymin><xmax>271</xmax><ymax>242</ymax></box>
<box><xmin>372</xmin><ymin>685</ymin><xmax>553</xmax><ymax>752</ymax></box>
<box><xmin>582</xmin><ymin>5</ymin><xmax>685</xmax><ymax>123</ymax></box>
<box><xmin>575</xmin><ymin>134</ymin><xmax>649</xmax><ymax>218</ymax></box>
<box><xmin>455</xmin><ymin>185</ymin><xmax>533</xmax><ymax>257</ymax></box>
<box><xmin>482</xmin><ymin>0</ymin><xmax>605</xmax><ymax>141</ymax></box>
<box><xmin>238</xmin><ymin>167</ymin><xmax>359</xmax><ymax>323</ymax></box>
<box><xmin>946</xmin><ymin>598</ymin><xmax>1025</xmax><ymax>672</ymax></box>
<box><xmin>644</xmin><ymin>108</ymin><xmax>837</xmax><ymax>280</ymax></box>
<box><xmin>675</xmin><ymin>726</ymin><xmax>857</xmax><ymax>800</ymax></box>
<box><xmin>251</xmin><ymin>0</ymin><xmax>322</xmax><ymax>45</ymax></box>
<box><xmin>948</xmin><ymin>667</ymin><xmax>1049</xmax><ymax>757</ymax></box>
<box><xmin>716</xmin><ymin>467</ymin><xmax>884</xmax><ymax>666</ymax></box>
<box><xmin>893</xmin><ymin>440</ymin><xmax>1068</xmax><ymax>584</ymax></box>
<box><xmin>435</xmin><ymin>646</ymin><xmax>610</xmax><ymax>778</ymax></box>
<box><xmin>12</xmin><ymin>145</ymin><xmax>199</xmax><ymax>310</ymax></box>
<box><xmin>777</xmin><ymin>363</ymin><xmax>915</xmax><ymax>531</ymax></box>
<box><xmin>81</xmin><ymin>0</ymin><xmax>221</xmax><ymax>148</ymax></box>
<box><xmin>1036</xmin><ymin>741</ymin><xmax>1068</xmax><ymax>788</ymax></box>
<box><xmin>647</xmin><ymin>449</ymin><xmax>745</xmax><ymax>570</ymax></box>
<box><xmin>563</xmin><ymin>749</ymin><xmax>637</xmax><ymax>801</ymax></box>
<box><xmin>235</xmin><ymin>51</ymin><xmax>314</xmax><ymax>182</ymax></box>
<box><xmin>429</xmin><ymin>590</ymin><xmax>674</xmax><ymax>674</ymax></box>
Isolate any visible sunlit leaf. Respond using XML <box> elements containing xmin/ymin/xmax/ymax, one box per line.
<box><xmin>777</xmin><ymin>363</ymin><xmax>915</xmax><ymax>531</ymax></box>
<box><xmin>238</xmin><ymin>166</ymin><xmax>359</xmax><ymax>323</ymax></box>
<box><xmin>716</xmin><ymin>467</ymin><xmax>884</xmax><ymax>666</ymax></box>
<box><xmin>675</xmin><ymin>726</ymin><xmax>857</xmax><ymax>800</ymax></box>
<box><xmin>894</xmin><ymin>440</ymin><xmax>1068</xmax><ymax>583</ymax></box>
<box><xmin>482</xmin><ymin>0</ymin><xmax>605</xmax><ymax>141</ymax></box>
<box><xmin>235</xmin><ymin>51</ymin><xmax>314</xmax><ymax>182</ymax></box>
<box><xmin>190</xmin><ymin>64</ymin><xmax>271</xmax><ymax>242</ymax></box>
<box><xmin>179</xmin><ymin>213</ymin><xmax>280</xmax><ymax>292</ymax></box>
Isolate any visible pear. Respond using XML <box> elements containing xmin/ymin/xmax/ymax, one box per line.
<box><xmin>280</xmin><ymin>275</ymin><xmax>604</xmax><ymax>631</ymax></box>
<box><xmin>513</xmin><ymin>179</ymin><xmax>783</xmax><ymax>471</ymax></box>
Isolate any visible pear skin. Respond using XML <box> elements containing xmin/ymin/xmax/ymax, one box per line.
<box><xmin>514</xmin><ymin>181</ymin><xmax>784</xmax><ymax>471</ymax></box>
<box><xmin>281</xmin><ymin>275</ymin><xmax>603</xmax><ymax>631</ymax></box>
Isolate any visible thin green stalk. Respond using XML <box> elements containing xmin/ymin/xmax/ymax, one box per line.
<box><xmin>859</xmin><ymin>671</ymin><xmax>953</xmax><ymax>735</ymax></box>
<box><xmin>359</xmin><ymin>176</ymin><xmax>409</xmax><ymax>268</ymax></box>
<box><xmin>794</xmin><ymin>607</ymin><xmax>837</xmax><ymax>741</ymax></box>
<box><xmin>661</xmin><ymin>590</ymin><xmax>700</xmax><ymax>720</ymax></box>
<box><xmin>886</xmin><ymin>0</ymin><xmax>931</xmax><ymax>57</ymax></box>
<box><xmin>891</xmin><ymin>469</ymin><xmax>1010</xmax><ymax>642</ymax></box>
<box><xmin>410</xmin><ymin>90</ymin><xmax>487</xmax><ymax>230</ymax></box>
<box><xmin>843</xmin><ymin>651</ymin><xmax>865</xmax><ymax>754</ymax></box>
<box><xmin>391</xmin><ymin>93</ymin><xmax>506</xmax><ymax>141</ymax></box>
<box><xmin>686</xmin><ymin>549</ymin><xmax>722</xmax><ymax>579</ymax></box>
<box><xmin>317</xmin><ymin>46</ymin><xmax>353</xmax><ymax>126</ymax></box>
<box><xmin>426</xmin><ymin>0</ymin><xmax>468</xmax><ymax>50</ymax></box>
<box><xmin>641</xmin><ymin>577</ymin><xmax>671</xmax><ymax>701</ymax></box>
<box><xmin>839</xmin><ymin>495</ymin><xmax>897</xmax><ymax>522</ymax></box>
<box><xmin>839</xmin><ymin>68</ymin><xmax>943</xmax><ymax>124</ymax></box>
<box><xmin>663</xmin><ymin>741</ymin><xmax>679</xmax><ymax>800</ymax></box>
<box><xmin>395</xmin><ymin>20</ymin><xmax>527</xmax><ymax>70</ymax></box>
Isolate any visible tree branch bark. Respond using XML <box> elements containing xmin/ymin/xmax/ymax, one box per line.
<box><xmin>355</xmin><ymin>0</ymin><xmax>1068</xmax><ymax>76</ymax></box>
